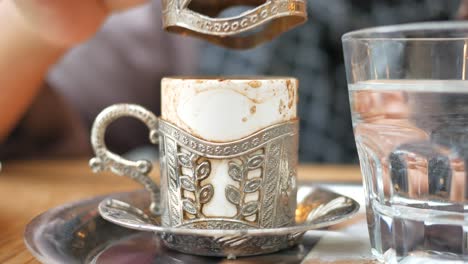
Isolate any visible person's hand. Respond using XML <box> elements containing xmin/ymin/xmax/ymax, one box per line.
<box><xmin>0</xmin><ymin>0</ymin><xmax>148</xmax><ymax>145</ymax></box>
<box><xmin>9</xmin><ymin>0</ymin><xmax>147</xmax><ymax>49</ymax></box>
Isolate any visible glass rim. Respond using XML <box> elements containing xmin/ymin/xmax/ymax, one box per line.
<box><xmin>342</xmin><ymin>21</ymin><xmax>468</xmax><ymax>41</ymax></box>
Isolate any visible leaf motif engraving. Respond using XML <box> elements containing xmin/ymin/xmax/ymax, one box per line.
<box><xmin>199</xmin><ymin>184</ymin><xmax>214</xmax><ymax>204</ymax></box>
<box><xmin>167</xmin><ymin>154</ymin><xmax>176</xmax><ymax>165</ymax></box>
<box><xmin>218</xmin><ymin>236</ymin><xmax>251</xmax><ymax>247</ymax></box>
<box><xmin>196</xmin><ymin>160</ymin><xmax>211</xmax><ymax>181</ymax></box>
<box><xmin>180</xmin><ymin>175</ymin><xmax>196</xmax><ymax>192</ymax></box>
<box><xmin>244</xmin><ymin>177</ymin><xmax>262</xmax><ymax>193</ymax></box>
<box><xmin>247</xmin><ymin>155</ymin><xmax>264</xmax><ymax>170</ymax></box>
<box><xmin>169</xmin><ymin>176</ymin><xmax>178</xmax><ymax>190</ymax></box>
<box><xmin>178</xmin><ymin>153</ymin><xmax>192</xmax><ymax>168</ymax></box>
<box><xmin>182</xmin><ymin>199</ymin><xmax>197</xmax><ymax>215</ymax></box>
<box><xmin>228</xmin><ymin>162</ymin><xmax>243</xmax><ymax>181</ymax></box>
<box><xmin>241</xmin><ymin>201</ymin><xmax>259</xmax><ymax>216</ymax></box>
<box><xmin>225</xmin><ymin>185</ymin><xmax>241</xmax><ymax>205</ymax></box>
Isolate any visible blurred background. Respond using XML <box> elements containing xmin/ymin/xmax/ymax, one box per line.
<box><xmin>0</xmin><ymin>0</ymin><xmax>463</xmax><ymax>163</ymax></box>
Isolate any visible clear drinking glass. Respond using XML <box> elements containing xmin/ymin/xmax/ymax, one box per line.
<box><xmin>343</xmin><ymin>22</ymin><xmax>468</xmax><ymax>263</ymax></box>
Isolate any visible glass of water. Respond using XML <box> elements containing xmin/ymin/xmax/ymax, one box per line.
<box><xmin>343</xmin><ymin>22</ymin><xmax>468</xmax><ymax>263</ymax></box>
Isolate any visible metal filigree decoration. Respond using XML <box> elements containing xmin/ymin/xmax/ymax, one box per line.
<box><xmin>157</xmin><ymin>118</ymin><xmax>297</xmax><ymax>158</ymax></box>
<box><xmin>89</xmin><ymin>104</ymin><xmax>160</xmax><ymax>215</ymax></box>
<box><xmin>161</xmin><ymin>233</ymin><xmax>298</xmax><ymax>257</ymax></box>
<box><xmin>226</xmin><ymin>153</ymin><xmax>264</xmax><ymax>222</ymax></box>
<box><xmin>178</xmin><ymin>151</ymin><xmax>214</xmax><ymax>218</ymax></box>
<box><xmin>90</xmin><ymin>103</ymin><xmax>299</xmax><ymax>233</ymax></box>
<box><xmin>164</xmin><ymin>137</ymin><xmax>182</xmax><ymax>226</ymax></box>
<box><xmin>159</xmin><ymin>119</ymin><xmax>298</xmax><ymax>229</ymax></box>
<box><xmin>277</xmin><ymin>169</ymin><xmax>296</xmax><ymax>226</ymax></box>
<box><xmin>90</xmin><ymin>104</ymin><xmax>305</xmax><ymax>258</ymax></box>
<box><xmin>162</xmin><ymin>0</ymin><xmax>308</xmax><ymax>49</ymax></box>
<box><xmin>261</xmin><ymin>141</ymin><xmax>282</xmax><ymax>227</ymax></box>
<box><xmin>97</xmin><ymin>187</ymin><xmax>360</xmax><ymax>258</ymax></box>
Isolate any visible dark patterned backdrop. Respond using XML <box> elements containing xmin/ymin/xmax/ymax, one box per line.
<box><xmin>198</xmin><ymin>0</ymin><xmax>461</xmax><ymax>163</ymax></box>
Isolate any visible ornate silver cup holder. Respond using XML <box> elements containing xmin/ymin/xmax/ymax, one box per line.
<box><xmin>98</xmin><ymin>185</ymin><xmax>359</xmax><ymax>258</ymax></box>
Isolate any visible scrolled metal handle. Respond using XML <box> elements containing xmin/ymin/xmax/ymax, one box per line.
<box><xmin>89</xmin><ymin>104</ymin><xmax>160</xmax><ymax>215</ymax></box>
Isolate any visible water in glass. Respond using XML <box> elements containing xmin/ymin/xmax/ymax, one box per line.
<box><xmin>350</xmin><ymin>80</ymin><xmax>468</xmax><ymax>263</ymax></box>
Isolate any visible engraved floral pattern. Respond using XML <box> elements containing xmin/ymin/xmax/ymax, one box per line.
<box><xmin>178</xmin><ymin>150</ymin><xmax>214</xmax><ymax>219</ymax></box>
<box><xmin>159</xmin><ymin>120</ymin><xmax>298</xmax><ymax>229</ymax></box>
<box><xmin>158</xmin><ymin>119</ymin><xmax>296</xmax><ymax>158</ymax></box>
<box><xmin>91</xmin><ymin>104</ymin><xmax>302</xmax><ymax>257</ymax></box>
<box><xmin>161</xmin><ymin>232</ymin><xmax>303</xmax><ymax>257</ymax></box>
<box><xmin>226</xmin><ymin>152</ymin><xmax>265</xmax><ymax>222</ymax></box>
<box><xmin>161</xmin><ymin>0</ymin><xmax>307</xmax><ymax>50</ymax></box>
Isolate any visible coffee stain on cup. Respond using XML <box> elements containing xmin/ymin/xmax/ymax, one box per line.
<box><xmin>250</xmin><ymin>105</ymin><xmax>257</xmax><ymax>114</ymax></box>
<box><xmin>287</xmin><ymin>79</ymin><xmax>295</xmax><ymax>109</ymax></box>
<box><xmin>248</xmin><ymin>81</ymin><xmax>262</xmax><ymax>88</ymax></box>
<box><xmin>279</xmin><ymin>99</ymin><xmax>286</xmax><ymax>114</ymax></box>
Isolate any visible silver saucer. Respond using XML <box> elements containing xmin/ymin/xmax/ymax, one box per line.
<box><xmin>98</xmin><ymin>185</ymin><xmax>359</xmax><ymax>258</ymax></box>
<box><xmin>24</xmin><ymin>184</ymin><xmax>361</xmax><ymax>263</ymax></box>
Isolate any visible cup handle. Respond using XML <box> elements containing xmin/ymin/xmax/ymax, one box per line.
<box><xmin>89</xmin><ymin>104</ymin><xmax>160</xmax><ymax>215</ymax></box>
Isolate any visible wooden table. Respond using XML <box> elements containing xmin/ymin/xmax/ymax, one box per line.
<box><xmin>0</xmin><ymin>160</ymin><xmax>362</xmax><ymax>263</ymax></box>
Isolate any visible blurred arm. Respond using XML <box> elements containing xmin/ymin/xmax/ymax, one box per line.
<box><xmin>0</xmin><ymin>1</ymin><xmax>65</xmax><ymax>143</ymax></box>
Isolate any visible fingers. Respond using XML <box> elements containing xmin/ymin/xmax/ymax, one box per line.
<box><xmin>102</xmin><ymin>0</ymin><xmax>148</xmax><ymax>13</ymax></box>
